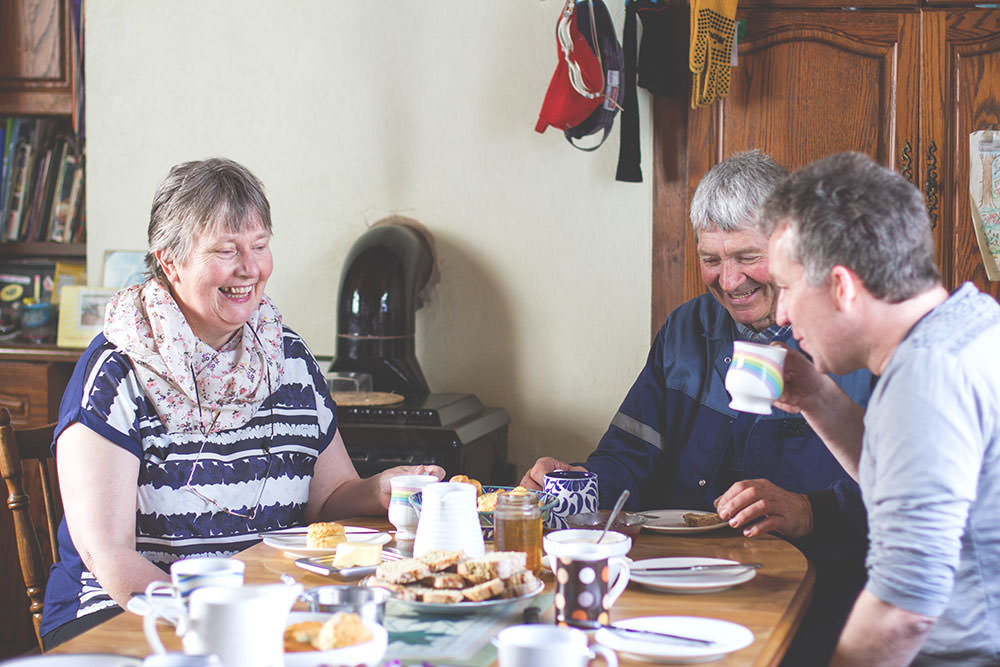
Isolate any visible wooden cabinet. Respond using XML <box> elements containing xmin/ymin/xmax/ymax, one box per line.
<box><xmin>0</xmin><ymin>0</ymin><xmax>78</xmax><ymax>116</ymax></box>
<box><xmin>653</xmin><ymin>6</ymin><xmax>1000</xmax><ymax>328</ymax></box>
<box><xmin>0</xmin><ymin>0</ymin><xmax>81</xmax><ymax>657</ymax></box>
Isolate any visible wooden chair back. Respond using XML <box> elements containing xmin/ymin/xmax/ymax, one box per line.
<box><xmin>0</xmin><ymin>407</ymin><xmax>60</xmax><ymax>650</ymax></box>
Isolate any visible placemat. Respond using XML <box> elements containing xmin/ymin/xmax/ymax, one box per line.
<box><xmin>382</xmin><ymin>593</ymin><xmax>554</xmax><ymax>667</ymax></box>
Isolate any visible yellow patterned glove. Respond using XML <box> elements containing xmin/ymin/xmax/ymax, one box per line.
<box><xmin>689</xmin><ymin>0</ymin><xmax>738</xmax><ymax>107</ymax></box>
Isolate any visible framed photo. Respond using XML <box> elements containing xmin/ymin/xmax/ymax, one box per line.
<box><xmin>53</xmin><ymin>261</ymin><xmax>87</xmax><ymax>304</ymax></box>
<box><xmin>103</xmin><ymin>250</ymin><xmax>147</xmax><ymax>288</ymax></box>
<box><xmin>57</xmin><ymin>286</ymin><xmax>117</xmax><ymax>348</ymax></box>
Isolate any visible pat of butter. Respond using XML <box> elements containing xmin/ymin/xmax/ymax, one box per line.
<box><xmin>332</xmin><ymin>542</ymin><xmax>383</xmax><ymax>567</ymax></box>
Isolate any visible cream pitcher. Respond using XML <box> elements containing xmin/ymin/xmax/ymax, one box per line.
<box><xmin>143</xmin><ymin>581</ymin><xmax>303</xmax><ymax>667</ymax></box>
<box><xmin>413</xmin><ymin>481</ymin><xmax>485</xmax><ymax>557</ymax></box>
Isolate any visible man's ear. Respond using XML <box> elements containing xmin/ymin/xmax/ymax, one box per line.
<box><xmin>829</xmin><ymin>265</ymin><xmax>859</xmax><ymax>311</ymax></box>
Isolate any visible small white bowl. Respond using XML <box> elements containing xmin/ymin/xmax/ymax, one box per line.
<box><xmin>283</xmin><ymin>612</ymin><xmax>387</xmax><ymax>667</ymax></box>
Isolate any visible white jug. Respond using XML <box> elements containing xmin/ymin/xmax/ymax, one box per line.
<box><xmin>144</xmin><ymin>582</ymin><xmax>303</xmax><ymax>667</ymax></box>
<box><xmin>413</xmin><ymin>481</ymin><xmax>485</xmax><ymax>557</ymax></box>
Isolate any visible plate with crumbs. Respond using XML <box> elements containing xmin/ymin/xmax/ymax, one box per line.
<box><xmin>642</xmin><ymin>509</ymin><xmax>729</xmax><ymax>534</ymax></box>
<box><xmin>260</xmin><ymin>526</ymin><xmax>391</xmax><ymax>557</ymax></box>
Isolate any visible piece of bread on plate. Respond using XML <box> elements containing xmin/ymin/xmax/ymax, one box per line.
<box><xmin>462</xmin><ymin>577</ymin><xmax>506</xmax><ymax>602</ymax></box>
<box><xmin>421</xmin><ymin>572</ymin><xmax>467</xmax><ymax>589</ymax></box>
<box><xmin>411</xmin><ymin>586</ymin><xmax>465</xmax><ymax>604</ymax></box>
<box><xmin>315</xmin><ymin>612</ymin><xmax>373</xmax><ymax>650</ymax></box>
<box><xmin>415</xmin><ymin>549</ymin><xmax>464</xmax><ymax>572</ymax></box>
<box><xmin>502</xmin><ymin>570</ymin><xmax>541</xmax><ymax>598</ymax></box>
<box><xmin>374</xmin><ymin>557</ymin><xmax>431</xmax><ymax>584</ymax></box>
<box><xmin>365</xmin><ymin>579</ymin><xmax>419</xmax><ymax>601</ymax></box>
<box><xmin>682</xmin><ymin>511</ymin><xmax>723</xmax><ymax>527</ymax></box>
<box><xmin>458</xmin><ymin>551</ymin><xmax>527</xmax><ymax>583</ymax></box>
<box><xmin>284</xmin><ymin>621</ymin><xmax>323</xmax><ymax>652</ymax></box>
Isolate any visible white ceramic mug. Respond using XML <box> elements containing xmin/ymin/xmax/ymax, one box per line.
<box><xmin>494</xmin><ymin>624</ymin><xmax>618</xmax><ymax>667</ymax></box>
<box><xmin>544</xmin><ymin>529</ymin><xmax>631</xmax><ymax>629</ymax></box>
<box><xmin>412</xmin><ymin>481</ymin><xmax>485</xmax><ymax>558</ymax></box>
<box><xmin>143</xmin><ymin>583</ymin><xmax>302</xmax><ymax>667</ymax></box>
<box><xmin>388</xmin><ymin>473</ymin><xmax>440</xmax><ymax>539</ymax></box>
<box><xmin>725</xmin><ymin>341</ymin><xmax>787</xmax><ymax>414</ymax></box>
<box><xmin>153</xmin><ymin>557</ymin><xmax>246</xmax><ymax>601</ymax></box>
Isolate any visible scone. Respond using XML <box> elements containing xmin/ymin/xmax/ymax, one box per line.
<box><xmin>315</xmin><ymin>612</ymin><xmax>373</xmax><ymax>650</ymax></box>
<box><xmin>449</xmin><ymin>474</ymin><xmax>483</xmax><ymax>496</ymax></box>
<box><xmin>306</xmin><ymin>521</ymin><xmax>346</xmax><ymax>549</ymax></box>
<box><xmin>284</xmin><ymin>621</ymin><xmax>323</xmax><ymax>652</ymax></box>
<box><xmin>682</xmin><ymin>511</ymin><xmax>723</xmax><ymax>527</ymax></box>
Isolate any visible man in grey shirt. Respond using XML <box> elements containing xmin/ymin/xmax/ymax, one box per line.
<box><xmin>760</xmin><ymin>151</ymin><xmax>1000</xmax><ymax>666</ymax></box>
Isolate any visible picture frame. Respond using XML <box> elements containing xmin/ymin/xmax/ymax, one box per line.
<box><xmin>103</xmin><ymin>250</ymin><xmax>147</xmax><ymax>289</ymax></box>
<box><xmin>57</xmin><ymin>286</ymin><xmax>117</xmax><ymax>348</ymax></box>
<box><xmin>52</xmin><ymin>260</ymin><xmax>87</xmax><ymax>304</ymax></box>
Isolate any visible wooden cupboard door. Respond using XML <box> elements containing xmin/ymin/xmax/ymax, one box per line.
<box><xmin>0</xmin><ymin>0</ymin><xmax>76</xmax><ymax>115</ymax></box>
<box><xmin>681</xmin><ymin>10</ymin><xmax>921</xmax><ymax>303</ymax></box>
<box><xmin>923</xmin><ymin>9</ymin><xmax>1000</xmax><ymax>299</ymax></box>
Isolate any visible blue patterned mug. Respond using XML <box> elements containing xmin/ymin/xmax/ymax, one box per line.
<box><xmin>543</xmin><ymin>470</ymin><xmax>599</xmax><ymax>529</ymax></box>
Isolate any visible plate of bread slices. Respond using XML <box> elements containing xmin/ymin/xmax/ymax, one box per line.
<box><xmin>364</xmin><ymin>549</ymin><xmax>545</xmax><ymax>614</ymax></box>
<box><xmin>283</xmin><ymin>610</ymin><xmax>387</xmax><ymax>666</ymax></box>
<box><xmin>261</xmin><ymin>522</ymin><xmax>391</xmax><ymax>557</ymax></box>
<box><xmin>642</xmin><ymin>510</ymin><xmax>730</xmax><ymax>534</ymax></box>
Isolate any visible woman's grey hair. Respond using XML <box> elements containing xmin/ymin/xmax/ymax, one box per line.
<box><xmin>759</xmin><ymin>151</ymin><xmax>940</xmax><ymax>302</ymax></box>
<box><xmin>145</xmin><ymin>158</ymin><xmax>272</xmax><ymax>282</ymax></box>
<box><xmin>689</xmin><ymin>150</ymin><xmax>788</xmax><ymax>234</ymax></box>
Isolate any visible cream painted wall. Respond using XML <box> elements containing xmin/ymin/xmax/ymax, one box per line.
<box><xmin>85</xmin><ymin>1</ymin><xmax>653</xmax><ymax>479</ymax></box>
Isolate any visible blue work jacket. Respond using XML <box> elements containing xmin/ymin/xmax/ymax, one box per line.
<box><xmin>585</xmin><ymin>293</ymin><xmax>874</xmax><ymax>564</ymax></box>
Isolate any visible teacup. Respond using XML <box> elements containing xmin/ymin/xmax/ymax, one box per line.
<box><xmin>148</xmin><ymin>557</ymin><xmax>245</xmax><ymax>602</ymax></box>
<box><xmin>543</xmin><ymin>470</ymin><xmax>599</xmax><ymax>530</ymax></box>
<box><xmin>543</xmin><ymin>529</ymin><xmax>631</xmax><ymax>629</ymax></box>
<box><xmin>494</xmin><ymin>624</ymin><xmax>618</xmax><ymax>667</ymax></box>
<box><xmin>143</xmin><ymin>583</ymin><xmax>302</xmax><ymax>667</ymax></box>
<box><xmin>725</xmin><ymin>341</ymin><xmax>787</xmax><ymax>414</ymax></box>
<box><xmin>388</xmin><ymin>473</ymin><xmax>440</xmax><ymax>539</ymax></box>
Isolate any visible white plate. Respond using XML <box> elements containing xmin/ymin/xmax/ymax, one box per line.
<box><xmin>0</xmin><ymin>657</ymin><xmax>142</xmax><ymax>666</ymax></box>
<box><xmin>641</xmin><ymin>510</ymin><xmax>728</xmax><ymax>534</ymax></box>
<box><xmin>261</xmin><ymin>527</ymin><xmax>391</xmax><ymax>557</ymax></box>
<box><xmin>595</xmin><ymin>616</ymin><xmax>754</xmax><ymax>664</ymax></box>
<box><xmin>283</xmin><ymin>611</ymin><xmax>387</xmax><ymax>666</ymax></box>
<box><xmin>630</xmin><ymin>558</ymin><xmax>756</xmax><ymax>594</ymax></box>
<box><xmin>389</xmin><ymin>580</ymin><xmax>545</xmax><ymax>615</ymax></box>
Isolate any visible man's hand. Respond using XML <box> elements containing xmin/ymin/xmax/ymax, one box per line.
<box><xmin>519</xmin><ymin>457</ymin><xmax>587</xmax><ymax>491</ymax></box>
<box><xmin>714</xmin><ymin>478</ymin><xmax>813</xmax><ymax>538</ymax></box>
<box><xmin>772</xmin><ymin>343</ymin><xmax>836</xmax><ymax>415</ymax></box>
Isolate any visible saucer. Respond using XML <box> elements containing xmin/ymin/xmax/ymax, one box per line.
<box><xmin>595</xmin><ymin>616</ymin><xmax>754</xmax><ymax>663</ymax></box>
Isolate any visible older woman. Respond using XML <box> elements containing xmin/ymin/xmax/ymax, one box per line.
<box><xmin>40</xmin><ymin>158</ymin><xmax>443</xmax><ymax>647</ymax></box>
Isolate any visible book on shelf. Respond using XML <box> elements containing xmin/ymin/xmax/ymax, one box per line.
<box><xmin>0</xmin><ymin>117</ymin><xmax>84</xmax><ymax>244</ymax></box>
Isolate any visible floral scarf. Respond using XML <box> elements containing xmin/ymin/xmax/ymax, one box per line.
<box><xmin>103</xmin><ymin>279</ymin><xmax>285</xmax><ymax>434</ymax></box>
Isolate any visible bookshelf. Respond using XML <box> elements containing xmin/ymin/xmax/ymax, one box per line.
<box><xmin>0</xmin><ymin>0</ymin><xmax>84</xmax><ymax>659</ymax></box>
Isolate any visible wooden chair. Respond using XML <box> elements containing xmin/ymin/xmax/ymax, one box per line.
<box><xmin>0</xmin><ymin>407</ymin><xmax>60</xmax><ymax>651</ymax></box>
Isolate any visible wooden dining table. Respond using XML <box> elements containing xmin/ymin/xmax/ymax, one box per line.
<box><xmin>48</xmin><ymin>518</ymin><xmax>814</xmax><ymax>666</ymax></box>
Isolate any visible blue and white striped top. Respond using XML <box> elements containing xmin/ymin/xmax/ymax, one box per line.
<box><xmin>40</xmin><ymin>327</ymin><xmax>337</xmax><ymax>636</ymax></box>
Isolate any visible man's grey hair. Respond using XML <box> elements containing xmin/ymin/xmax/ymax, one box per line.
<box><xmin>146</xmin><ymin>158</ymin><xmax>272</xmax><ymax>282</ymax></box>
<box><xmin>759</xmin><ymin>151</ymin><xmax>940</xmax><ymax>302</ymax></box>
<box><xmin>690</xmin><ymin>150</ymin><xmax>788</xmax><ymax>234</ymax></box>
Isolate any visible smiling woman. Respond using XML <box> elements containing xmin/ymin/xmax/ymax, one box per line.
<box><xmin>40</xmin><ymin>158</ymin><xmax>445</xmax><ymax>650</ymax></box>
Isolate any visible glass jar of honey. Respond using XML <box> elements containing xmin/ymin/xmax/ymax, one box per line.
<box><xmin>494</xmin><ymin>490</ymin><xmax>543</xmax><ymax>574</ymax></box>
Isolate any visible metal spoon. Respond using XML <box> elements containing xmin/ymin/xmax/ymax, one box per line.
<box><xmin>597</xmin><ymin>489</ymin><xmax>630</xmax><ymax>543</ymax></box>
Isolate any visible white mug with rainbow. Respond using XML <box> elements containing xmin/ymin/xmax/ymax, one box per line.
<box><xmin>725</xmin><ymin>341</ymin><xmax>787</xmax><ymax>414</ymax></box>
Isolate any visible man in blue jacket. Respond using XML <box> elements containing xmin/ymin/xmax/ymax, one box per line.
<box><xmin>521</xmin><ymin>150</ymin><xmax>873</xmax><ymax>665</ymax></box>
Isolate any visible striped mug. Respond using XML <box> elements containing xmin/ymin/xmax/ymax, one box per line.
<box><xmin>725</xmin><ymin>341</ymin><xmax>787</xmax><ymax>414</ymax></box>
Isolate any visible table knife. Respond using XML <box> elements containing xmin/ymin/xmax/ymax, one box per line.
<box><xmin>630</xmin><ymin>561</ymin><xmax>763</xmax><ymax>574</ymax></box>
<box><xmin>607</xmin><ymin>625</ymin><xmax>717</xmax><ymax>646</ymax></box>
